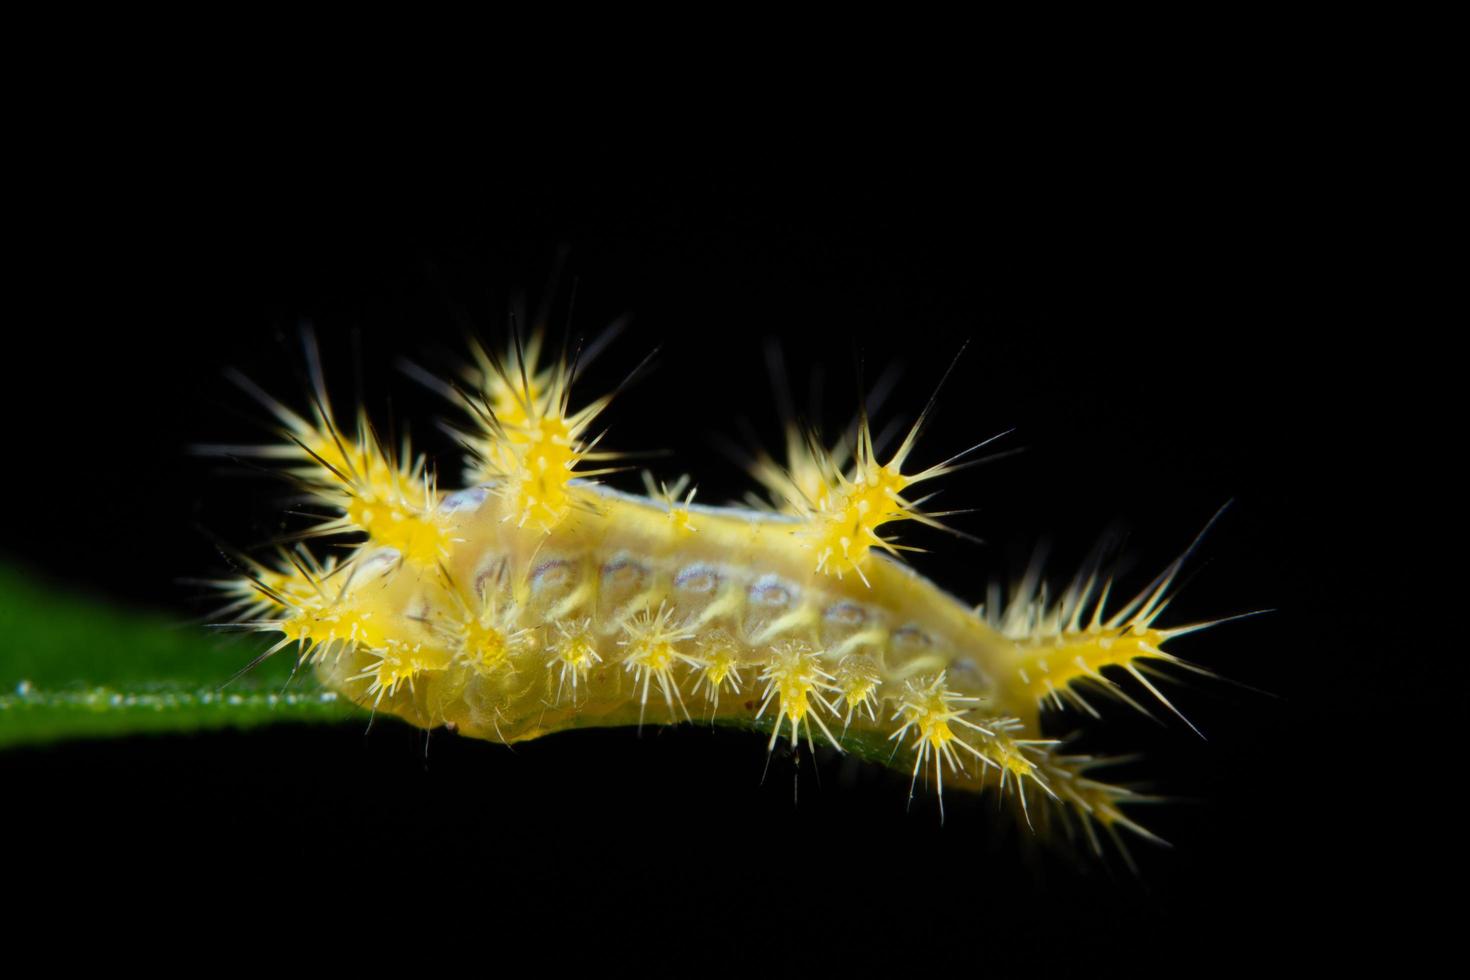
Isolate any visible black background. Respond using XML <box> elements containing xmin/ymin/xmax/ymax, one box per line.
<box><xmin>0</xmin><ymin>104</ymin><xmax>1429</xmax><ymax>970</ymax></box>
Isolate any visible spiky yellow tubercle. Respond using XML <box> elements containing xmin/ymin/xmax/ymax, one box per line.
<box><xmin>808</xmin><ymin>459</ymin><xmax>913</xmax><ymax>580</ymax></box>
<box><xmin>495</xmin><ymin>415</ymin><xmax>576</xmax><ymax>528</ymax></box>
<box><xmin>348</xmin><ymin>497</ymin><xmax>448</xmax><ymax>567</ymax></box>
<box><xmin>980</xmin><ymin>551</ymin><xmax>1229</xmax><ymax>735</ymax></box>
<box><xmin>1010</xmin><ymin>624</ymin><xmax>1172</xmax><ymax>707</ymax></box>
<box><xmin>240</xmin><ymin>387</ymin><xmax>450</xmax><ymax>567</ymax></box>
<box><xmin>758</xmin><ymin>396</ymin><xmax>984</xmax><ymax>586</ymax></box>
<box><xmin>454</xmin><ymin>334</ymin><xmax>621</xmax><ymax>533</ymax></box>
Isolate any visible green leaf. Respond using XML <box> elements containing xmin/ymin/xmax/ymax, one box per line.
<box><xmin>0</xmin><ymin>563</ymin><xmax>363</xmax><ymax>749</ymax></box>
<box><xmin>0</xmin><ymin>563</ymin><xmax>896</xmax><ymax>761</ymax></box>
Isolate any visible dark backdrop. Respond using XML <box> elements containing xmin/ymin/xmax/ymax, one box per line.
<box><xmin>2</xmin><ymin>122</ymin><xmax>1420</xmax><ymax>969</ymax></box>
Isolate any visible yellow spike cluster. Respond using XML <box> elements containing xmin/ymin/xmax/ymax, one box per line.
<box><xmin>753</xmin><ymin>405</ymin><xmax>981</xmax><ymax>585</ymax></box>
<box><xmin>217</xmin><ymin>330</ymin><xmax>1244</xmax><ymax>860</ymax></box>
<box><xmin>225</xmin><ymin>373</ymin><xmax>450</xmax><ymax>567</ymax></box>
<box><xmin>455</xmin><ymin>334</ymin><xmax>622</xmax><ymax>532</ymax></box>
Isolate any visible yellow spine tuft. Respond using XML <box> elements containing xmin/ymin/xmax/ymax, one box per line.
<box><xmin>618</xmin><ymin>604</ymin><xmax>699</xmax><ymax>725</ymax></box>
<box><xmin>455</xmin><ymin>333</ymin><xmax>630</xmax><ymax>533</ymax></box>
<box><xmin>547</xmin><ymin>618</ymin><xmax>603</xmax><ymax>704</ymax></box>
<box><xmin>756</xmin><ymin>641</ymin><xmax>842</xmax><ymax>752</ymax></box>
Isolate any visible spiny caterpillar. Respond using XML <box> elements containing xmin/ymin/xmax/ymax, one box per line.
<box><xmin>210</xmin><ymin>327</ymin><xmax>1248</xmax><ymax>861</ymax></box>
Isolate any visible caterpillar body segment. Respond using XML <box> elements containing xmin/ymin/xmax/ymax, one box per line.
<box><xmin>220</xmin><ymin>332</ymin><xmax>1238</xmax><ymax>853</ymax></box>
<box><xmin>305</xmin><ymin>483</ymin><xmax>1030</xmax><ymax>752</ymax></box>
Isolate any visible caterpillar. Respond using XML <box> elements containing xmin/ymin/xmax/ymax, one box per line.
<box><xmin>210</xmin><ymin>325</ymin><xmax>1250</xmax><ymax>862</ymax></box>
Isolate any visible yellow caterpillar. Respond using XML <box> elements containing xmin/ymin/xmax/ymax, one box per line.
<box><xmin>214</xmin><ymin>329</ymin><xmax>1247</xmax><ymax>860</ymax></box>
